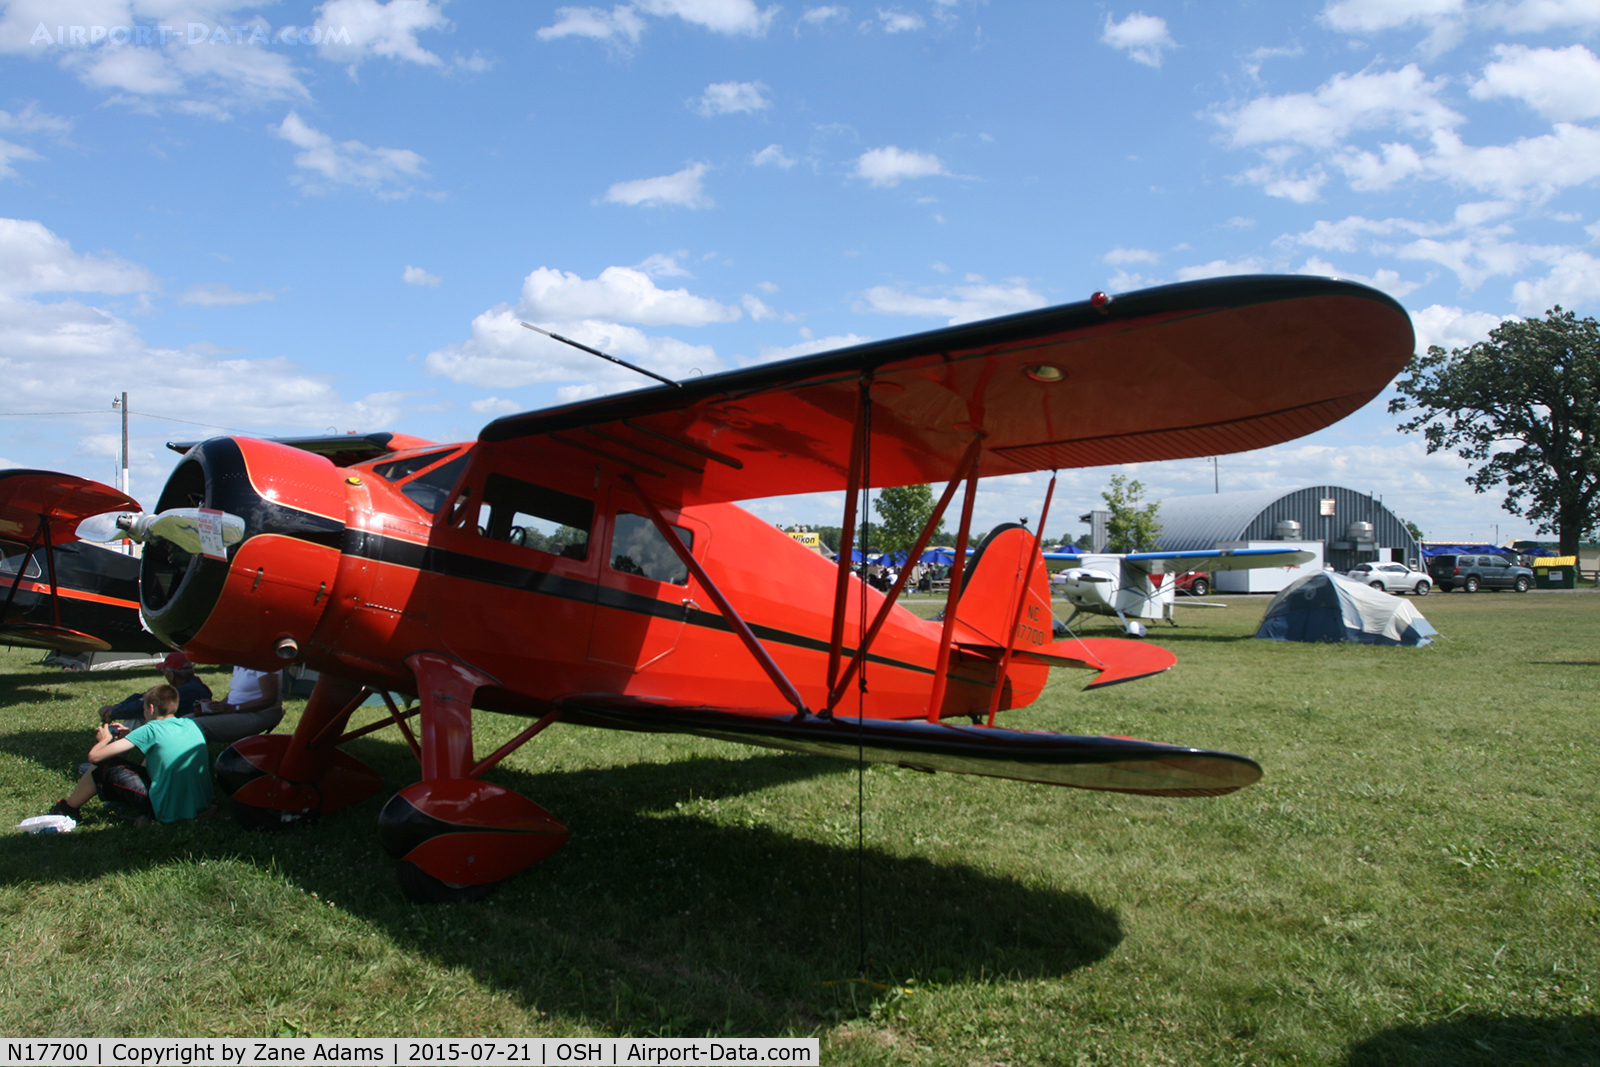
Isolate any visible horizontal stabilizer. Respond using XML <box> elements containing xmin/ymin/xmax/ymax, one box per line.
<box><xmin>953</xmin><ymin>636</ymin><xmax>1176</xmax><ymax>689</ymax></box>
<box><xmin>560</xmin><ymin>694</ymin><xmax>1260</xmax><ymax>797</ymax></box>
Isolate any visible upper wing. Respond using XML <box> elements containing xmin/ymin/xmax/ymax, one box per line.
<box><xmin>479</xmin><ymin>275</ymin><xmax>1413</xmax><ymax>508</ymax></box>
<box><xmin>166</xmin><ymin>431</ymin><xmax>439</xmax><ymax>467</ymax></box>
<box><xmin>0</xmin><ymin>470</ymin><xmax>138</xmax><ymax>546</ymax></box>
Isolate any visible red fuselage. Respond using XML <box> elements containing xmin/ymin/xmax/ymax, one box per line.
<box><xmin>142</xmin><ymin>435</ymin><xmax>1044</xmax><ymax>723</ymax></box>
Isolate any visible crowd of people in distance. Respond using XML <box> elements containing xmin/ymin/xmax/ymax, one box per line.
<box><xmin>45</xmin><ymin>652</ymin><xmax>284</xmax><ymax>827</ymax></box>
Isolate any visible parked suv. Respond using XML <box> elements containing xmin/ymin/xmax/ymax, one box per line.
<box><xmin>1427</xmin><ymin>553</ymin><xmax>1534</xmax><ymax>593</ymax></box>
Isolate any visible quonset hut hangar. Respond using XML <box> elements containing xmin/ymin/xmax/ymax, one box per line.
<box><xmin>1151</xmin><ymin>485</ymin><xmax>1423</xmax><ymax>590</ymax></box>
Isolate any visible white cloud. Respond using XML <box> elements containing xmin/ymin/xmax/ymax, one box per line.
<box><xmin>1409</xmin><ymin>302</ymin><xmax>1506</xmax><ymax>354</ymax></box>
<box><xmin>751</xmin><ymin>143</ymin><xmax>796</xmax><ymax>168</ymax></box>
<box><xmin>741</xmin><ymin>333</ymin><xmax>873</xmax><ymax>366</ymax></box>
<box><xmin>424</xmin><ymin>306</ymin><xmax>723</xmax><ymax>392</ymax></box>
<box><xmin>1174</xmin><ymin>258</ymin><xmax>1265</xmax><ymax>281</ymax></box>
<box><xmin>1424</xmin><ymin>123</ymin><xmax>1600</xmax><ymax>200</ymax></box>
<box><xmin>1510</xmin><ymin>249</ymin><xmax>1600</xmax><ymax>312</ymax></box>
<box><xmin>1100</xmin><ymin>12</ymin><xmax>1175</xmax><ymax>68</ymax></box>
<box><xmin>692</xmin><ymin>80</ymin><xmax>771</xmax><ymax>116</ymax></box>
<box><xmin>878</xmin><ymin>8</ymin><xmax>925</xmax><ymax>32</ymax></box>
<box><xmin>1239</xmin><ymin>163</ymin><xmax>1329</xmax><ymax>202</ymax></box>
<box><xmin>1104</xmin><ymin>247</ymin><xmax>1161</xmax><ymax>265</ymax></box>
<box><xmin>605</xmin><ymin>162</ymin><xmax>712</xmax><ymax>208</ymax></box>
<box><xmin>0</xmin><ymin>218</ymin><xmax>154</xmax><ymax>295</ymax></box>
<box><xmin>403</xmin><ymin>265</ymin><xmax>442</xmax><ymax>287</ymax></box>
<box><xmin>1216</xmin><ymin>65</ymin><xmax>1462</xmax><ymax>150</ymax></box>
<box><xmin>1296</xmin><ymin>256</ymin><xmax>1427</xmax><ymax>300</ymax></box>
<box><xmin>1470</xmin><ymin>44</ymin><xmax>1600</xmax><ymax>122</ymax></box>
<box><xmin>0</xmin><ymin>102</ymin><xmax>72</xmax><ymax>137</ymax></box>
<box><xmin>741</xmin><ymin>293</ymin><xmax>777</xmax><ymax>320</ymax></box>
<box><xmin>1484</xmin><ymin>0</ymin><xmax>1600</xmax><ymax>33</ymax></box>
<box><xmin>1320</xmin><ymin>0</ymin><xmax>1465</xmax><ymax>33</ymax></box>
<box><xmin>178</xmin><ymin>283</ymin><xmax>274</xmax><ymax>305</ymax></box>
<box><xmin>470</xmin><ymin>396</ymin><xmax>523</xmax><ymax>415</ymax></box>
<box><xmin>856</xmin><ymin>277</ymin><xmax>1046</xmax><ymax>324</ymax></box>
<box><xmin>800</xmin><ymin>6</ymin><xmax>849</xmax><ymax>25</ymax></box>
<box><xmin>520</xmin><ymin>266</ymin><xmax>741</xmax><ymax>326</ymax></box>
<box><xmin>11</xmin><ymin>6</ymin><xmax>312</xmax><ymax>114</ymax></box>
<box><xmin>272</xmin><ymin>111</ymin><xmax>427</xmax><ymax>198</ymax></box>
<box><xmin>537</xmin><ymin>5</ymin><xmax>648</xmax><ymax>44</ymax></box>
<box><xmin>635</xmin><ymin>253</ymin><xmax>691</xmax><ymax>277</ymax></box>
<box><xmin>854</xmin><ymin>146</ymin><xmax>947</xmax><ymax>187</ymax></box>
<box><xmin>0</xmin><ymin>218</ymin><xmax>395</xmax><ymax>497</ymax></box>
<box><xmin>0</xmin><ymin>138</ymin><xmax>42</xmax><ymax>181</ymax></box>
<box><xmin>315</xmin><ymin>0</ymin><xmax>450</xmax><ymax>71</ymax></box>
<box><xmin>636</xmin><ymin>0</ymin><xmax>778</xmax><ymax>35</ymax></box>
<box><xmin>542</xmin><ymin>0</ymin><xmax>776</xmax><ymax>41</ymax></box>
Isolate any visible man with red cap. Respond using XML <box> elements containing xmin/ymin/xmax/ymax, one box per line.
<box><xmin>98</xmin><ymin>651</ymin><xmax>214</xmax><ymax>729</ymax></box>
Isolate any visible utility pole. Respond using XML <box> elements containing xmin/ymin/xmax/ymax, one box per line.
<box><xmin>116</xmin><ymin>392</ymin><xmax>128</xmax><ymax>498</ymax></box>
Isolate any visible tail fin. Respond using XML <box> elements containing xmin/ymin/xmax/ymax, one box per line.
<box><xmin>947</xmin><ymin>526</ymin><xmax>1174</xmax><ymax>705</ymax></box>
<box><xmin>952</xmin><ymin>524</ymin><xmax>1053</xmax><ymax>650</ymax></box>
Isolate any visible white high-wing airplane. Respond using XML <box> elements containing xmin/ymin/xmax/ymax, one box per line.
<box><xmin>1046</xmin><ymin>548</ymin><xmax>1315</xmax><ymax>636</ymax></box>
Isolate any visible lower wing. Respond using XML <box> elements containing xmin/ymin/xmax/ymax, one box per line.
<box><xmin>557</xmin><ymin>693</ymin><xmax>1261</xmax><ymax>797</ymax></box>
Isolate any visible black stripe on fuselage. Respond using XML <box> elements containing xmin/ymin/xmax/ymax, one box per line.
<box><xmin>337</xmin><ymin>527</ymin><xmax>934</xmax><ymax>676</ymax></box>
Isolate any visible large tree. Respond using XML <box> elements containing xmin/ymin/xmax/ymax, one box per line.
<box><xmin>1103</xmin><ymin>474</ymin><xmax>1162</xmax><ymax>552</ymax></box>
<box><xmin>1389</xmin><ymin>307</ymin><xmax>1600</xmax><ymax>556</ymax></box>
<box><xmin>873</xmin><ymin>484</ymin><xmax>945</xmax><ymax>560</ymax></box>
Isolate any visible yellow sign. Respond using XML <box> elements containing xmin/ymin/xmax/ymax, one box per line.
<box><xmin>787</xmin><ymin>530</ymin><xmax>820</xmax><ymax>548</ymax></box>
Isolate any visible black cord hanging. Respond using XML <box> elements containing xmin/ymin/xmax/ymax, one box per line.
<box><xmin>855</xmin><ymin>378</ymin><xmax>872</xmax><ymax>978</ymax></box>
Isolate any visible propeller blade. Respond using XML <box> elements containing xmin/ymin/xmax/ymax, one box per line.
<box><xmin>75</xmin><ymin>511</ymin><xmax>139</xmax><ymax>543</ymax></box>
<box><xmin>137</xmin><ymin>508</ymin><xmax>246</xmax><ymax>555</ymax></box>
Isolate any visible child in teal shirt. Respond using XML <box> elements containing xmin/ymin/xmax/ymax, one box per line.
<box><xmin>49</xmin><ymin>683</ymin><xmax>214</xmax><ymax>823</ymax></box>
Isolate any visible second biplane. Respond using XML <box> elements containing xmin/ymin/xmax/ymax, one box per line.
<box><xmin>85</xmin><ymin>275</ymin><xmax>1414</xmax><ymax>900</ymax></box>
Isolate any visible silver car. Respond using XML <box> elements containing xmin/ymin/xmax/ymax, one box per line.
<box><xmin>1346</xmin><ymin>561</ymin><xmax>1431</xmax><ymax>595</ymax></box>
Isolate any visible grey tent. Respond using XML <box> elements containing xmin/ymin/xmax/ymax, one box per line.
<box><xmin>1255</xmin><ymin>572</ymin><xmax>1438</xmax><ymax>647</ymax></box>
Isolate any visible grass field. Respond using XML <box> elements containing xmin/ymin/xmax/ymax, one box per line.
<box><xmin>1</xmin><ymin>589</ymin><xmax>1597</xmax><ymax>1064</ymax></box>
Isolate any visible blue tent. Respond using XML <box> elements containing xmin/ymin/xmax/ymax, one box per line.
<box><xmin>1256</xmin><ymin>573</ymin><xmax>1438</xmax><ymax>647</ymax></box>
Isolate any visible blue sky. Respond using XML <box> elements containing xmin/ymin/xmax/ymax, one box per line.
<box><xmin>1</xmin><ymin>0</ymin><xmax>1597</xmax><ymax>546</ymax></box>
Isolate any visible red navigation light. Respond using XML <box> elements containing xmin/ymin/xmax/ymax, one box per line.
<box><xmin>1090</xmin><ymin>291</ymin><xmax>1112</xmax><ymax>310</ymax></box>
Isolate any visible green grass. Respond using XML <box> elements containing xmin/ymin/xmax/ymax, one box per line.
<box><xmin>1</xmin><ymin>590</ymin><xmax>1598</xmax><ymax>1064</ymax></box>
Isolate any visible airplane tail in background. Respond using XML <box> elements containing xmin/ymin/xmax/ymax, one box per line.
<box><xmin>948</xmin><ymin>525</ymin><xmax>1174</xmax><ymax>701</ymax></box>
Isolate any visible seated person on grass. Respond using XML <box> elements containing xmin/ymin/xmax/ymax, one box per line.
<box><xmin>49</xmin><ymin>683</ymin><xmax>214</xmax><ymax>824</ymax></box>
<box><xmin>98</xmin><ymin>651</ymin><xmax>213</xmax><ymax>726</ymax></box>
<box><xmin>191</xmin><ymin>665</ymin><xmax>284</xmax><ymax>746</ymax></box>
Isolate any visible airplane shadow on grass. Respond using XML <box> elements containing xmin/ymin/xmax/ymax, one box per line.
<box><xmin>1343</xmin><ymin>1012</ymin><xmax>1600</xmax><ymax>1065</ymax></box>
<box><xmin>0</xmin><ymin>742</ymin><xmax>1123</xmax><ymax>1033</ymax></box>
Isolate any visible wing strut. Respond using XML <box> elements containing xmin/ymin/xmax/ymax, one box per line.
<box><xmin>823</xmin><ymin>434</ymin><xmax>983</xmax><ymax>716</ymax></box>
<box><xmin>986</xmin><ymin>472</ymin><xmax>1056</xmax><ymax>727</ymax></box>
<box><xmin>825</xmin><ymin>377</ymin><xmax>869</xmax><ymax>698</ymax></box>
<box><xmin>926</xmin><ymin>450</ymin><xmax>982</xmax><ymax>722</ymax></box>
<box><xmin>623</xmin><ymin>475</ymin><xmax>810</xmax><ymax>717</ymax></box>
<box><xmin>0</xmin><ymin>518</ymin><xmax>46</xmax><ymax>623</ymax></box>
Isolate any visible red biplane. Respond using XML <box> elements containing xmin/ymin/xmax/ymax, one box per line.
<box><xmin>0</xmin><ymin>470</ymin><xmax>163</xmax><ymax>654</ymax></box>
<box><xmin>87</xmin><ymin>275</ymin><xmax>1413</xmax><ymax>901</ymax></box>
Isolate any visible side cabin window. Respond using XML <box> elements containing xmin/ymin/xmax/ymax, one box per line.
<box><xmin>0</xmin><ymin>539</ymin><xmax>41</xmax><ymax>579</ymax></box>
<box><xmin>372</xmin><ymin>449</ymin><xmax>471</xmax><ymax>515</ymax></box>
<box><xmin>461</xmin><ymin>472</ymin><xmax>593</xmax><ymax>561</ymax></box>
<box><xmin>610</xmin><ymin>512</ymin><xmax>692</xmax><ymax>586</ymax></box>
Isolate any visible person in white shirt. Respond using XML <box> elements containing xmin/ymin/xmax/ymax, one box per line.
<box><xmin>190</xmin><ymin>666</ymin><xmax>284</xmax><ymax>746</ymax></box>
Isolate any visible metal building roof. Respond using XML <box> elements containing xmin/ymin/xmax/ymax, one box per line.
<box><xmin>1154</xmin><ymin>489</ymin><xmax>1292</xmax><ymax>551</ymax></box>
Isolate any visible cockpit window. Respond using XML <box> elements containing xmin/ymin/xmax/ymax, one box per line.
<box><xmin>467</xmin><ymin>473</ymin><xmax>593</xmax><ymax>560</ymax></box>
<box><xmin>373</xmin><ymin>449</ymin><xmax>456</xmax><ymax>484</ymax></box>
<box><xmin>610</xmin><ymin>513</ymin><xmax>692</xmax><ymax>585</ymax></box>
<box><xmin>0</xmin><ymin>539</ymin><xmax>41</xmax><ymax>579</ymax></box>
<box><xmin>399</xmin><ymin>454</ymin><xmax>469</xmax><ymax>514</ymax></box>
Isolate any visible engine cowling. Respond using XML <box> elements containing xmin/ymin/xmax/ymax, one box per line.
<box><xmin>141</xmin><ymin>436</ymin><xmax>348</xmax><ymax>669</ymax></box>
